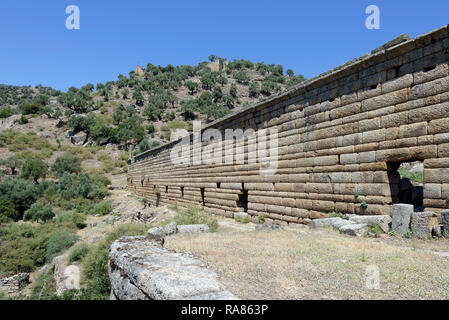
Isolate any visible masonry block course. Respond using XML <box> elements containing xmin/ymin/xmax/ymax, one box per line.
<box><xmin>128</xmin><ymin>25</ymin><xmax>449</xmax><ymax>226</ymax></box>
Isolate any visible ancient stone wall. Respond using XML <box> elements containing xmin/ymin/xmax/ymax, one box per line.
<box><xmin>128</xmin><ymin>25</ymin><xmax>449</xmax><ymax>226</ymax></box>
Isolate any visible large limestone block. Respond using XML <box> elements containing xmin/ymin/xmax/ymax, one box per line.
<box><xmin>109</xmin><ymin>236</ymin><xmax>238</xmax><ymax>300</ymax></box>
<box><xmin>339</xmin><ymin>223</ymin><xmax>369</xmax><ymax>237</ymax></box>
<box><xmin>392</xmin><ymin>204</ymin><xmax>413</xmax><ymax>235</ymax></box>
<box><xmin>411</xmin><ymin>212</ymin><xmax>436</xmax><ymax>239</ymax></box>
<box><xmin>309</xmin><ymin>217</ymin><xmax>346</xmax><ymax>229</ymax></box>
<box><xmin>349</xmin><ymin>215</ymin><xmax>392</xmax><ymax>233</ymax></box>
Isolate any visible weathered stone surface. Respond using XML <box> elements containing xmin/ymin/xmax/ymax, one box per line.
<box><xmin>234</xmin><ymin>212</ymin><xmax>249</xmax><ymax>221</ymax></box>
<box><xmin>349</xmin><ymin>215</ymin><xmax>392</xmax><ymax>233</ymax></box>
<box><xmin>163</xmin><ymin>222</ymin><xmax>177</xmax><ymax>235</ymax></box>
<box><xmin>177</xmin><ymin>224</ymin><xmax>210</xmax><ymax>234</ymax></box>
<box><xmin>53</xmin><ymin>255</ymin><xmax>80</xmax><ymax>295</ymax></box>
<box><xmin>339</xmin><ymin>223</ymin><xmax>369</xmax><ymax>237</ymax></box>
<box><xmin>0</xmin><ymin>273</ymin><xmax>29</xmax><ymax>296</ymax></box>
<box><xmin>442</xmin><ymin>210</ymin><xmax>449</xmax><ymax>237</ymax></box>
<box><xmin>411</xmin><ymin>212</ymin><xmax>434</xmax><ymax>239</ymax></box>
<box><xmin>308</xmin><ymin>218</ymin><xmax>345</xmax><ymax>229</ymax></box>
<box><xmin>109</xmin><ymin>236</ymin><xmax>238</xmax><ymax>300</ymax></box>
<box><xmin>392</xmin><ymin>204</ymin><xmax>413</xmax><ymax>235</ymax></box>
<box><xmin>148</xmin><ymin>227</ymin><xmax>165</xmax><ymax>238</ymax></box>
<box><xmin>71</xmin><ymin>132</ymin><xmax>87</xmax><ymax>145</ymax></box>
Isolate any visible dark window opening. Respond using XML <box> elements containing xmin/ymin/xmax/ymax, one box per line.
<box><xmin>387</xmin><ymin>161</ymin><xmax>423</xmax><ymax>211</ymax></box>
<box><xmin>165</xmin><ymin>186</ymin><xmax>168</xmax><ymax>193</ymax></box>
<box><xmin>180</xmin><ymin>186</ymin><xmax>184</xmax><ymax>199</ymax></box>
<box><xmin>424</xmin><ymin>65</ymin><xmax>436</xmax><ymax>72</ymax></box>
<box><xmin>237</xmin><ymin>190</ymin><xmax>249</xmax><ymax>213</ymax></box>
<box><xmin>217</xmin><ymin>182</ymin><xmax>221</xmax><ymax>189</ymax></box>
<box><xmin>200</xmin><ymin>188</ymin><xmax>205</xmax><ymax>206</ymax></box>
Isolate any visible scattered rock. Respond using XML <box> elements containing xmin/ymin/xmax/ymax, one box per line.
<box><xmin>109</xmin><ymin>236</ymin><xmax>238</xmax><ymax>300</ymax></box>
<box><xmin>163</xmin><ymin>222</ymin><xmax>177</xmax><ymax>235</ymax></box>
<box><xmin>65</xmin><ymin>130</ymin><xmax>74</xmax><ymax>138</ymax></box>
<box><xmin>148</xmin><ymin>227</ymin><xmax>165</xmax><ymax>238</ymax></box>
<box><xmin>71</xmin><ymin>132</ymin><xmax>87</xmax><ymax>145</ymax></box>
<box><xmin>339</xmin><ymin>223</ymin><xmax>369</xmax><ymax>237</ymax></box>
<box><xmin>234</xmin><ymin>212</ymin><xmax>249</xmax><ymax>221</ymax></box>
<box><xmin>392</xmin><ymin>204</ymin><xmax>413</xmax><ymax>235</ymax></box>
<box><xmin>177</xmin><ymin>224</ymin><xmax>210</xmax><ymax>234</ymax></box>
<box><xmin>349</xmin><ymin>215</ymin><xmax>392</xmax><ymax>233</ymax></box>
<box><xmin>0</xmin><ymin>120</ymin><xmax>3</xmax><ymax>129</ymax></box>
<box><xmin>0</xmin><ymin>273</ymin><xmax>29</xmax><ymax>296</ymax></box>
<box><xmin>331</xmin><ymin>219</ymin><xmax>355</xmax><ymax>230</ymax></box>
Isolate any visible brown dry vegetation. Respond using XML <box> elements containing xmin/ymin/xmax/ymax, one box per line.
<box><xmin>166</xmin><ymin>227</ymin><xmax>449</xmax><ymax>300</ymax></box>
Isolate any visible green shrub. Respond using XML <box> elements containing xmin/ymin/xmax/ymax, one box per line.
<box><xmin>51</xmin><ymin>154</ymin><xmax>82</xmax><ymax>177</ymax></box>
<box><xmin>174</xmin><ymin>205</ymin><xmax>218</xmax><ymax>232</ymax></box>
<box><xmin>18</xmin><ymin>115</ymin><xmax>28</xmax><ymax>124</ymax></box>
<box><xmin>30</xmin><ymin>270</ymin><xmax>58</xmax><ymax>300</ymax></box>
<box><xmin>0</xmin><ymin>199</ymin><xmax>19</xmax><ymax>223</ymax></box>
<box><xmin>81</xmin><ymin>224</ymin><xmax>147</xmax><ymax>300</ymax></box>
<box><xmin>0</xmin><ymin>177</ymin><xmax>41</xmax><ymax>215</ymax></box>
<box><xmin>0</xmin><ymin>223</ymin><xmax>53</xmax><ymax>273</ymax></box>
<box><xmin>23</xmin><ymin>202</ymin><xmax>55</xmax><ymax>223</ymax></box>
<box><xmin>46</xmin><ymin>231</ymin><xmax>79</xmax><ymax>263</ymax></box>
<box><xmin>92</xmin><ymin>200</ymin><xmax>112</xmax><ymax>216</ymax></box>
<box><xmin>0</xmin><ymin>107</ymin><xmax>14</xmax><ymax>119</ymax></box>
<box><xmin>54</xmin><ymin>211</ymin><xmax>86</xmax><ymax>229</ymax></box>
<box><xmin>58</xmin><ymin>172</ymin><xmax>93</xmax><ymax>200</ymax></box>
<box><xmin>69</xmin><ymin>242</ymin><xmax>90</xmax><ymax>263</ymax></box>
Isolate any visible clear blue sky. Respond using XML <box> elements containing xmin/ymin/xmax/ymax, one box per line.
<box><xmin>0</xmin><ymin>0</ymin><xmax>448</xmax><ymax>91</ymax></box>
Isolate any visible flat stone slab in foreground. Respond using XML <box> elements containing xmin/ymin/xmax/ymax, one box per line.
<box><xmin>109</xmin><ymin>236</ymin><xmax>238</xmax><ymax>300</ymax></box>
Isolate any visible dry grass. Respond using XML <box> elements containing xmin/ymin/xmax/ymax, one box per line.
<box><xmin>166</xmin><ymin>228</ymin><xmax>449</xmax><ymax>300</ymax></box>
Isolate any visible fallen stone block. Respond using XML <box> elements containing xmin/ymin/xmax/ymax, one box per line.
<box><xmin>349</xmin><ymin>215</ymin><xmax>392</xmax><ymax>233</ymax></box>
<box><xmin>392</xmin><ymin>204</ymin><xmax>413</xmax><ymax>235</ymax></box>
<box><xmin>432</xmin><ymin>225</ymin><xmax>443</xmax><ymax>238</ymax></box>
<box><xmin>339</xmin><ymin>223</ymin><xmax>369</xmax><ymax>237</ymax></box>
<box><xmin>308</xmin><ymin>218</ymin><xmax>345</xmax><ymax>229</ymax></box>
<box><xmin>411</xmin><ymin>212</ymin><xmax>436</xmax><ymax>239</ymax></box>
<box><xmin>332</xmin><ymin>219</ymin><xmax>355</xmax><ymax>230</ymax></box>
<box><xmin>234</xmin><ymin>212</ymin><xmax>249</xmax><ymax>221</ymax></box>
<box><xmin>163</xmin><ymin>222</ymin><xmax>177</xmax><ymax>235</ymax></box>
<box><xmin>177</xmin><ymin>224</ymin><xmax>210</xmax><ymax>234</ymax></box>
<box><xmin>148</xmin><ymin>227</ymin><xmax>165</xmax><ymax>238</ymax></box>
<box><xmin>109</xmin><ymin>236</ymin><xmax>238</xmax><ymax>300</ymax></box>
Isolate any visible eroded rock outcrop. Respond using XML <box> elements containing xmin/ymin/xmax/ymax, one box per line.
<box><xmin>108</xmin><ymin>236</ymin><xmax>238</xmax><ymax>300</ymax></box>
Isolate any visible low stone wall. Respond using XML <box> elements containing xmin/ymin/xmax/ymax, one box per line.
<box><xmin>0</xmin><ymin>273</ymin><xmax>29</xmax><ymax>297</ymax></box>
<box><xmin>128</xmin><ymin>25</ymin><xmax>449</xmax><ymax>226</ymax></box>
<box><xmin>108</xmin><ymin>236</ymin><xmax>237</xmax><ymax>300</ymax></box>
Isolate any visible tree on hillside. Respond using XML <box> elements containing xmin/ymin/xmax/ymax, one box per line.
<box><xmin>20</xmin><ymin>157</ymin><xmax>49</xmax><ymax>184</ymax></box>
<box><xmin>208</xmin><ymin>54</ymin><xmax>219</xmax><ymax>62</ymax></box>
<box><xmin>2</xmin><ymin>156</ymin><xmax>22</xmax><ymax>175</ymax></box>
<box><xmin>185</xmin><ymin>81</ymin><xmax>199</xmax><ymax>95</ymax></box>
<box><xmin>132</xmin><ymin>90</ymin><xmax>145</xmax><ymax>107</ymax></box>
<box><xmin>286</xmin><ymin>69</ymin><xmax>295</xmax><ymax>77</ymax></box>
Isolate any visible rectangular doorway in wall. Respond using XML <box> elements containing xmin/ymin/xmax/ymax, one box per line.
<box><xmin>237</xmin><ymin>190</ymin><xmax>249</xmax><ymax>213</ymax></box>
<box><xmin>387</xmin><ymin>160</ymin><xmax>423</xmax><ymax>211</ymax></box>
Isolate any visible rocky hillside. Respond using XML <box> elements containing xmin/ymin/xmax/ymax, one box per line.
<box><xmin>0</xmin><ymin>57</ymin><xmax>305</xmax><ymax>155</ymax></box>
